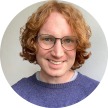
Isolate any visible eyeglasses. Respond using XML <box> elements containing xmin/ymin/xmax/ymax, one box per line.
<box><xmin>36</xmin><ymin>34</ymin><xmax>80</xmax><ymax>51</ymax></box>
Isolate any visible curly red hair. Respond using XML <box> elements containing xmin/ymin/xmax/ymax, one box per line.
<box><xmin>20</xmin><ymin>0</ymin><xmax>91</xmax><ymax>70</ymax></box>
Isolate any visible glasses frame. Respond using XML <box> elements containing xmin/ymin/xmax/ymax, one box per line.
<box><xmin>36</xmin><ymin>34</ymin><xmax>80</xmax><ymax>51</ymax></box>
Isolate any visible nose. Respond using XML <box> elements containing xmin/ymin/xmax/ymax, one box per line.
<box><xmin>51</xmin><ymin>39</ymin><xmax>64</xmax><ymax>58</ymax></box>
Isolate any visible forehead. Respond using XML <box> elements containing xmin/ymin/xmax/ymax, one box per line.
<box><xmin>38</xmin><ymin>12</ymin><xmax>75</xmax><ymax>37</ymax></box>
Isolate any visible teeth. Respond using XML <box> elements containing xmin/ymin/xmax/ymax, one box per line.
<box><xmin>49</xmin><ymin>60</ymin><xmax>63</xmax><ymax>65</ymax></box>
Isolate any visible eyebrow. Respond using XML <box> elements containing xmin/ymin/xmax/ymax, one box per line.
<box><xmin>38</xmin><ymin>34</ymin><xmax>76</xmax><ymax>37</ymax></box>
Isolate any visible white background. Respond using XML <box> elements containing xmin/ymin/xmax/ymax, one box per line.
<box><xmin>0</xmin><ymin>0</ymin><xmax>108</xmax><ymax>86</ymax></box>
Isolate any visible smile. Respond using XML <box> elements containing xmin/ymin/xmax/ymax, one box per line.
<box><xmin>47</xmin><ymin>59</ymin><xmax>65</xmax><ymax>69</ymax></box>
<box><xmin>48</xmin><ymin>60</ymin><xmax>64</xmax><ymax>65</ymax></box>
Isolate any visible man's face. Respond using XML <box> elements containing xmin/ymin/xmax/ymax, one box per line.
<box><xmin>36</xmin><ymin>12</ymin><xmax>76</xmax><ymax>80</ymax></box>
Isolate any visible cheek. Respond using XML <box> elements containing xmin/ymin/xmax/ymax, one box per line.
<box><xmin>68</xmin><ymin>51</ymin><xmax>76</xmax><ymax>63</ymax></box>
<box><xmin>36</xmin><ymin>47</ymin><xmax>48</xmax><ymax>64</ymax></box>
<box><xmin>36</xmin><ymin>47</ymin><xmax>43</xmax><ymax>64</ymax></box>
<box><xmin>36</xmin><ymin>53</ymin><xmax>44</xmax><ymax>66</ymax></box>
<box><xmin>69</xmin><ymin>50</ymin><xmax>76</xmax><ymax>59</ymax></box>
<box><xmin>36</xmin><ymin>51</ymin><xmax>42</xmax><ymax>60</ymax></box>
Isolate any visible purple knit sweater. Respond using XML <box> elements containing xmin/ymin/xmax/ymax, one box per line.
<box><xmin>12</xmin><ymin>72</ymin><xmax>99</xmax><ymax>107</ymax></box>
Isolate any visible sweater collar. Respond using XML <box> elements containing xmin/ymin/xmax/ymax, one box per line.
<box><xmin>32</xmin><ymin>72</ymin><xmax>81</xmax><ymax>89</ymax></box>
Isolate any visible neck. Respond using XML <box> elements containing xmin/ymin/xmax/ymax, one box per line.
<box><xmin>39</xmin><ymin>70</ymin><xmax>75</xmax><ymax>84</ymax></box>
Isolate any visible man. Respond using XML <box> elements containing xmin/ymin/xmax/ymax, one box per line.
<box><xmin>36</xmin><ymin>11</ymin><xmax>77</xmax><ymax>84</ymax></box>
<box><xmin>12</xmin><ymin>0</ymin><xmax>99</xmax><ymax>107</ymax></box>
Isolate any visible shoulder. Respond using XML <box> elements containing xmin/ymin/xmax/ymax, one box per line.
<box><xmin>76</xmin><ymin>72</ymin><xmax>99</xmax><ymax>96</ymax></box>
<box><xmin>11</xmin><ymin>73</ymin><xmax>36</xmax><ymax>97</ymax></box>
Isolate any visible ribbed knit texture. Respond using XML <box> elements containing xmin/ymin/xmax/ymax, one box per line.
<box><xmin>12</xmin><ymin>72</ymin><xmax>99</xmax><ymax>108</ymax></box>
<box><xmin>36</xmin><ymin>71</ymin><xmax>78</xmax><ymax>82</ymax></box>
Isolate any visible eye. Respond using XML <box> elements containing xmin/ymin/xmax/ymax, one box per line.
<box><xmin>65</xmin><ymin>39</ymin><xmax>71</xmax><ymax>43</ymax></box>
<box><xmin>45</xmin><ymin>38</ymin><xmax>51</xmax><ymax>41</ymax></box>
<box><xmin>64</xmin><ymin>39</ymin><xmax>73</xmax><ymax>44</ymax></box>
<box><xmin>44</xmin><ymin>36</ymin><xmax>55</xmax><ymax>42</ymax></box>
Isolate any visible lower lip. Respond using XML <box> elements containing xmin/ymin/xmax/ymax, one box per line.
<box><xmin>47</xmin><ymin>60</ymin><xmax>65</xmax><ymax>69</ymax></box>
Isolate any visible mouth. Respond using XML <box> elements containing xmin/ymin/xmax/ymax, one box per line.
<box><xmin>47</xmin><ymin>59</ymin><xmax>65</xmax><ymax>68</ymax></box>
<box><xmin>47</xmin><ymin>59</ymin><xmax>65</xmax><ymax>62</ymax></box>
<box><xmin>47</xmin><ymin>59</ymin><xmax>65</xmax><ymax>65</ymax></box>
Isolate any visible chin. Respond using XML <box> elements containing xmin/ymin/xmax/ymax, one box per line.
<box><xmin>46</xmin><ymin>69</ymin><xmax>67</xmax><ymax>77</ymax></box>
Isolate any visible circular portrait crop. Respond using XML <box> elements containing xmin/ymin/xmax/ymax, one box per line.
<box><xmin>0</xmin><ymin>0</ymin><xmax>108</xmax><ymax>108</ymax></box>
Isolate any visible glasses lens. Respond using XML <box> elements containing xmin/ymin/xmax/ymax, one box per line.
<box><xmin>37</xmin><ymin>35</ymin><xmax>79</xmax><ymax>51</ymax></box>
<box><xmin>38</xmin><ymin>34</ymin><xmax>55</xmax><ymax>49</ymax></box>
<box><xmin>62</xmin><ymin>36</ymin><xmax>78</xmax><ymax>50</ymax></box>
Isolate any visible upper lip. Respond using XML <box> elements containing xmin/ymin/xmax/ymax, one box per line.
<box><xmin>47</xmin><ymin>59</ymin><xmax>66</xmax><ymax>62</ymax></box>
